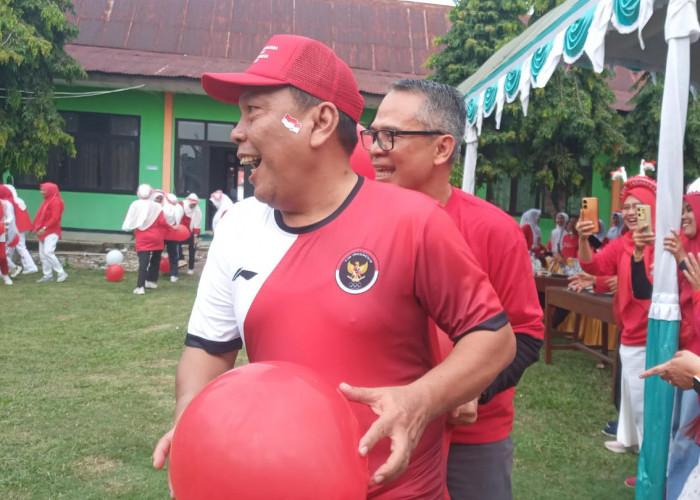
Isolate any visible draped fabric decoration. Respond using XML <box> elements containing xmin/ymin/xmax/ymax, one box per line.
<box><xmin>460</xmin><ymin>0</ymin><xmax>659</xmax><ymax>196</ymax></box>
<box><xmin>564</xmin><ymin>7</ymin><xmax>596</xmax><ymax>62</ymax></box>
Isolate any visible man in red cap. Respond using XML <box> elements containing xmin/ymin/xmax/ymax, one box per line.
<box><xmin>153</xmin><ymin>34</ymin><xmax>516</xmax><ymax>499</ymax></box>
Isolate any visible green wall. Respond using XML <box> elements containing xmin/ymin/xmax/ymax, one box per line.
<box><xmin>16</xmin><ymin>85</ymin><xmax>165</xmax><ymax>231</ymax></box>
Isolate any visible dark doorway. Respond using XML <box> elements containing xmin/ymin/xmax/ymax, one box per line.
<box><xmin>208</xmin><ymin>146</ymin><xmax>239</xmax><ymax>231</ymax></box>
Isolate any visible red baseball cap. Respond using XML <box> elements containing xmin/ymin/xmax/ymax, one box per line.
<box><xmin>201</xmin><ymin>34</ymin><xmax>364</xmax><ymax>123</ymax></box>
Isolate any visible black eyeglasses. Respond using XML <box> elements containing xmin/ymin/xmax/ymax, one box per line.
<box><xmin>360</xmin><ymin>129</ymin><xmax>446</xmax><ymax>152</ymax></box>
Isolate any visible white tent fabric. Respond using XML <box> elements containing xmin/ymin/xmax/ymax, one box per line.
<box><xmin>458</xmin><ymin>0</ymin><xmax>700</xmax><ymax>196</ymax></box>
<box><xmin>650</xmin><ymin>0</ymin><xmax>699</xmax><ymax>322</ymax></box>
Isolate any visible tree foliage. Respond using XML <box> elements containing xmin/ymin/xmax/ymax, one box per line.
<box><xmin>0</xmin><ymin>0</ymin><xmax>85</xmax><ymax>179</ymax></box>
<box><xmin>621</xmin><ymin>72</ymin><xmax>700</xmax><ymax>184</ymax></box>
<box><xmin>426</xmin><ymin>0</ymin><xmax>529</xmax><ymax>86</ymax></box>
<box><xmin>427</xmin><ymin>0</ymin><xmax>629</xmax><ymax>217</ymax></box>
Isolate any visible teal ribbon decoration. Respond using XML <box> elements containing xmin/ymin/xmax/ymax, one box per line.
<box><xmin>483</xmin><ymin>85</ymin><xmax>498</xmax><ymax>115</ymax></box>
<box><xmin>466</xmin><ymin>97</ymin><xmax>478</xmax><ymax>125</ymax></box>
<box><xmin>531</xmin><ymin>41</ymin><xmax>553</xmax><ymax>84</ymax></box>
<box><xmin>504</xmin><ymin>67</ymin><xmax>521</xmax><ymax>101</ymax></box>
<box><xmin>564</xmin><ymin>7</ymin><xmax>595</xmax><ymax>60</ymax></box>
<box><xmin>613</xmin><ymin>0</ymin><xmax>640</xmax><ymax>28</ymax></box>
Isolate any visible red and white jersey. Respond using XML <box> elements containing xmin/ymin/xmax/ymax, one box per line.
<box><xmin>187</xmin><ymin>177</ymin><xmax>507</xmax><ymax>499</ymax></box>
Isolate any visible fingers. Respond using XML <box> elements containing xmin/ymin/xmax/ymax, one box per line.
<box><xmin>368</xmin><ymin>428</ymin><xmax>411</xmax><ymax>486</ymax></box>
<box><xmin>338</xmin><ymin>383</ymin><xmax>380</xmax><ymax>456</ymax></box>
<box><xmin>639</xmin><ymin>364</ymin><xmax>665</xmax><ymax>378</ymax></box>
<box><xmin>153</xmin><ymin>429</ymin><xmax>175</xmax><ymax>469</ymax></box>
<box><xmin>338</xmin><ymin>382</ymin><xmax>374</xmax><ymax>406</ymax></box>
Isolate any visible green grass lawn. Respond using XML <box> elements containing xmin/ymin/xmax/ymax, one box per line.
<box><xmin>1</xmin><ymin>270</ymin><xmax>636</xmax><ymax>498</ymax></box>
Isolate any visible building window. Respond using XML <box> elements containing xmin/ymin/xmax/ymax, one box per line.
<box><xmin>174</xmin><ymin>119</ymin><xmax>237</xmax><ymax>199</ymax></box>
<box><xmin>486</xmin><ymin>174</ymin><xmax>544</xmax><ymax>215</ymax></box>
<box><xmin>16</xmin><ymin>111</ymin><xmax>140</xmax><ymax>193</ymax></box>
<box><xmin>485</xmin><ymin>171</ymin><xmax>589</xmax><ymax>218</ymax></box>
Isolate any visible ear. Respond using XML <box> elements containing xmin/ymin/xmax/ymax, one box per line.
<box><xmin>308</xmin><ymin>102</ymin><xmax>340</xmax><ymax>149</ymax></box>
<box><xmin>434</xmin><ymin>134</ymin><xmax>457</xmax><ymax>166</ymax></box>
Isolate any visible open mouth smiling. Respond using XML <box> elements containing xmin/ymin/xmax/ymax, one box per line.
<box><xmin>239</xmin><ymin>155</ymin><xmax>261</xmax><ymax>168</ymax></box>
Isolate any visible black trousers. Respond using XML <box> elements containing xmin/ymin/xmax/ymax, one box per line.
<box><xmin>136</xmin><ymin>250</ymin><xmax>162</xmax><ymax>287</ymax></box>
<box><xmin>165</xmin><ymin>240</ymin><xmax>179</xmax><ymax>278</ymax></box>
<box><xmin>179</xmin><ymin>235</ymin><xmax>197</xmax><ymax>270</ymax></box>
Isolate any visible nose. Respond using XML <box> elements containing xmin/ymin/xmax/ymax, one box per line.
<box><xmin>367</xmin><ymin>137</ymin><xmax>385</xmax><ymax>157</ymax></box>
<box><xmin>231</xmin><ymin>122</ymin><xmax>245</xmax><ymax>144</ymax></box>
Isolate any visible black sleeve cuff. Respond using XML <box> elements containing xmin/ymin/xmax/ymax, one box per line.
<box><xmin>478</xmin><ymin>332</ymin><xmax>543</xmax><ymax>404</ymax></box>
<box><xmin>185</xmin><ymin>333</ymin><xmax>242</xmax><ymax>354</ymax></box>
<box><xmin>453</xmin><ymin>310</ymin><xmax>510</xmax><ymax>344</ymax></box>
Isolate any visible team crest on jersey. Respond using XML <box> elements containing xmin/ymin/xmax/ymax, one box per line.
<box><xmin>335</xmin><ymin>249</ymin><xmax>379</xmax><ymax>294</ymax></box>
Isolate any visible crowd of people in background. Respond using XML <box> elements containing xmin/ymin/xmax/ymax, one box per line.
<box><xmin>525</xmin><ymin>171</ymin><xmax>700</xmax><ymax>496</ymax></box>
<box><xmin>6</xmin><ymin>33</ymin><xmax>700</xmax><ymax>498</ymax></box>
<box><xmin>121</xmin><ymin>184</ymin><xmax>204</xmax><ymax>295</ymax></box>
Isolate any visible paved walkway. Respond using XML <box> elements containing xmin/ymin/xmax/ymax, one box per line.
<box><xmin>16</xmin><ymin>231</ymin><xmax>211</xmax><ymax>272</ymax></box>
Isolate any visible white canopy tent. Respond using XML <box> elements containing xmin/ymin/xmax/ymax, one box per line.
<box><xmin>456</xmin><ymin>0</ymin><xmax>699</xmax><ymax>498</ymax></box>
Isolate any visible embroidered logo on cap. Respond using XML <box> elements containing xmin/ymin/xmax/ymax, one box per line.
<box><xmin>281</xmin><ymin>114</ymin><xmax>302</xmax><ymax>133</ymax></box>
<box><xmin>254</xmin><ymin>44</ymin><xmax>279</xmax><ymax>63</ymax></box>
<box><xmin>335</xmin><ymin>249</ymin><xmax>379</xmax><ymax>294</ymax></box>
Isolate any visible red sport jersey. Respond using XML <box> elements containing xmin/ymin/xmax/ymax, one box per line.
<box><xmin>442</xmin><ymin>186</ymin><xmax>544</xmax><ymax>444</ymax></box>
<box><xmin>186</xmin><ymin>177</ymin><xmax>508</xmax><ymax>499</ymax></box>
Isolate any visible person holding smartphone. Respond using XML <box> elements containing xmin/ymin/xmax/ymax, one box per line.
<box><xmin>657</xmin><ymin>188</ymin><xmax>700</xmax><ymax>499</ymax></box>
<box><xmin>576</xmin><ymin>173</ymin><xmax>656</xmax><ymax>488</ymax></box>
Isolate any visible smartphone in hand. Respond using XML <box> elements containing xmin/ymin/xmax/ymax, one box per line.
<box><xmin>581</xmin><ymin>197</ymin><xmax>600</xmax><ymax>233</ymax></box>
<box><xmin>636</xmin><ymin>204</ymin><xmax>652</xmax><ymax>233</ymax></box>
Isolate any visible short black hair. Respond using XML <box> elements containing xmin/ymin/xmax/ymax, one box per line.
<box><xmin>288</xmin><ymin>86</ymin><xmax>358</xmax><ymax>156</ymax></box>
<box><xmin>388</xmin><ymin>79</ymin><xmax>465</xmax><ymax>163</ymax></box>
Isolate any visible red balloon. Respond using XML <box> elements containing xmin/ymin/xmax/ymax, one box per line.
<box><xmin>105</xmin><ymin>264</ymin><xmax>125</xmax><ymax>282</ymax></box>
<box><xmin>169</xmin><ymin>361</ymin><xmax>368</xmax><ymax>500</ymax></box>
<box><xmin>350</xmin><ymin>124</ymin><xmax>375</xmax><ymax>180</ymax></box>
<box><xmin>164</xmin><ymin>223</ymin><xmax>191</xmax><ymax>242</ymax></box>
<box><xmin>159</xmin><ymin>258</ymin><xmax>170</xmax><ymax>274</ymax></box>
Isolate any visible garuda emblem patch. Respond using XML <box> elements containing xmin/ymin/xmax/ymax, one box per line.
<box><xmin>335</xmin><ymin>249</ymin><xmax>379</xmax><ymax>294</ymax></box>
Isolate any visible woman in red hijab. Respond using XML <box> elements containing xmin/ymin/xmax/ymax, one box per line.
<box><xmin>577</xmin><ymin>174</ymin><xmax>656</xmax><ymax>486</ymax></box>
<box><xmin>33</xmin><ymin>182</ymin><xmax>67</xmax><ymax>283</ymax></box>
<box><xmin>660</xmin><ymin>189</ymin><xmax>700</xmax><ymax>497</ymax></box>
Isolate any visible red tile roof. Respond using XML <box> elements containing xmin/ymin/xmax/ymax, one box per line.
<box><xmin>65</xmin><ymin>0</ymin><xmax>452</xmax><ymax>96</ymax></box>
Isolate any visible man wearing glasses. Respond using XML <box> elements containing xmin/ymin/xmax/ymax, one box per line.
<box><xmin>366</xmin><ymin>79</ymin><xmax>544</xmax><ymax>500</ymax></box>
<box><xmin>154</xmin><ymin>36</ymin><xmax>516</xmax><ymax>499</ymax></box>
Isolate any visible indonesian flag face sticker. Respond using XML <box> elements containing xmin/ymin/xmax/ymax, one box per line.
<box><xmin>281</xmin><ymin>113</ymin><xmax>302</xmax><ymax>134</ymax></box>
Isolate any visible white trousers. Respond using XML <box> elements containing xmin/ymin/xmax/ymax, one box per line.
<box><xmin>39</xmin><ymin>233</ymin><xmax>64</xmax><ymax>277</ymax></box>
<box><xmin>617</xmin><ymin>344</ymin><xmax>646</xmax><ymax>448</ymax></box>
<box><xmin>680</xmin><ymin>459</ymin><xmax>700</xmax><ymax>499</ymax></box>
<box><xmin>7</xmin><ymin>232</ymin><xmax>38</xmax><ymax>271</ymax></box>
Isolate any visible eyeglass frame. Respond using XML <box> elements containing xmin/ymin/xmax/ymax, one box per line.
<box><xmin>359</xmin><ymin>128</ymin><xmax>447</xmax><ymax>152</ymax></box>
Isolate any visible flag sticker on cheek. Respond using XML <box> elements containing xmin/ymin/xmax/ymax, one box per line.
<box><xmin>281</xmin><ymin>113</ymin><xmax>302</xmax><ymax>134</ymax></box>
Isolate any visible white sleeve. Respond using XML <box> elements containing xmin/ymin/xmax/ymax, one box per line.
<box><xmin>2</xmin><ymin>201</ymin><xmax>14</xmax><ymax>225</ymax></box>
<box><xmin>186</xmin><ymin>223</ymin><xmax>241</xmax><ymax>347</ymax></box>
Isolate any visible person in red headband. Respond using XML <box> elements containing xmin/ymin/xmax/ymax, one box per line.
<box><xmin>33</xmin><ymin>182</ymin><xmax>67</xmax><ymax>283</ymax></box>
<box><xmin>577</xmin><ymin>174</ymin><xmax>657</xmax><ymax>487</ymax></box>
<box><xmin>153</xmin><ymin>34</ymin><xmax>516</xmax><ymax>499</ymax></box>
